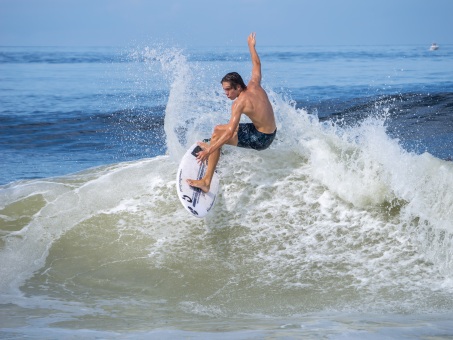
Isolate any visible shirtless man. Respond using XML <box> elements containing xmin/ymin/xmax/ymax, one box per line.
<box><xmin>187</xmin><ymin>32</ymin><xmax>277</xmax><ymax>193</ymax></box>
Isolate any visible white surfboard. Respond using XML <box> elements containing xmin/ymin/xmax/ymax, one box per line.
<box><xmin>176</xmin><ymin>143</ymin><xmax>220</xmax><ymax>218</ymax></box>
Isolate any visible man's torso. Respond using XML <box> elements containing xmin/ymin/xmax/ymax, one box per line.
<box><xmin>235</xmin><ymin>82</ymin><xmax>276</xmax><ymax>134</ymax></box>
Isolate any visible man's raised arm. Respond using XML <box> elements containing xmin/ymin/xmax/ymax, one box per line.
<box><xmin>248</xmin><ymin>32</ymin><xmax>261</xmax><ymax>84</ymax></box>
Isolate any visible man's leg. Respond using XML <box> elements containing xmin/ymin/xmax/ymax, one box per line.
<box><xmin>187</xmin><ymin>124</ymin><xmax>238</xmax><ymax>193</ymax></box>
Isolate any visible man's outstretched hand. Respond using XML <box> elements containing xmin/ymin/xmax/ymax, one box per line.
<box><xmin>248</xmin><ymin>32</ymin><xmax>256</xmax><ymax>47</ymax></box>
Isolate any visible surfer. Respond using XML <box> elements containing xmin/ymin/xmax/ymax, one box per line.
<box><xmin>187</xmin><ymin>32</ymin><xmax>277</xmax><ymax>193</ymax></box>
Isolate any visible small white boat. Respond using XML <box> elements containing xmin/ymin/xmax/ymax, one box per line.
<box><xmin>430</xmin><ymin>43</ymin><xmax>439</xmax><ymax>51</ymax></box>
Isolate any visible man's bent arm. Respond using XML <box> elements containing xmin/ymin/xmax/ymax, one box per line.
<box><xmin>207</xmin><ymin>111</ymin><xmax>241</xmax><ymax>154</ymax></box>
<box><xmin>196</xmin><ymin>105</ymin><xmax>242</xmax><ymax>163</ymax></box>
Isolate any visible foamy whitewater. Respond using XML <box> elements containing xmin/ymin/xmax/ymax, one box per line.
<box><xmin>1</xmin><ymin>44</ymin><xmax>453</xmax><ymax>338</ymax></box>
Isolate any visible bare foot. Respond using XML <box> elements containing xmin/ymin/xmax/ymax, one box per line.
<box><xmin>186</xmin><ymin>179</ymin><xmax>210</xmax><ymax>193</ymax></box>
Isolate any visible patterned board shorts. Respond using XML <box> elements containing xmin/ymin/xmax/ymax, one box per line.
<box><xmin>237</xmin><ymin>123</ymin><xmax>277</xmax><ymax>151</ymax></box>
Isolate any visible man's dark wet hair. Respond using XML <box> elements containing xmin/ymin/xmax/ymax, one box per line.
<box><xmin>221</xmin><ymin>72</ymin><xmax>247</xmax><ymax>90</ymax></box>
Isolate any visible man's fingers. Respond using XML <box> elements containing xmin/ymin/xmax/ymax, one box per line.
<box><xmin>196</xmin><ymin>150</ymin><xmax>206</xmax><ymax>163</ymax></box>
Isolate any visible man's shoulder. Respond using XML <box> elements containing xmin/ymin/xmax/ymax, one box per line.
<box><xmin>246</xmin><ymin>79</ymin><xmax>261</xmax><ymax>89</ymax></box>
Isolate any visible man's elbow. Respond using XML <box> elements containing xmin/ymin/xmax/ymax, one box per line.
<box><xmin>253</xmin><ymin>56</ymin><xmax>261</xmax><ymax>66</ymax></box>
<box><xmin>226</xmin><ymin>128</ymin><xmax>236</xmax><ymax>140</ymax></box>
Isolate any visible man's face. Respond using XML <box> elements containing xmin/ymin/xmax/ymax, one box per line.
<box><xmin>222</xmin><ymin>82</ymin><xmax>241</xmax><ymax>100</ymax></box>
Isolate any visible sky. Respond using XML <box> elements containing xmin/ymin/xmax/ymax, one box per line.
<box><xmin>0</xmin><ymin>0</ymin><xmax>452</xmax><ymax>47</ymax></box>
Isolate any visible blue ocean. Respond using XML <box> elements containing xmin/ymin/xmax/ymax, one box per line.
<box><xmin>1</xmin><ymin>43</ymin><xmax>453</xmax><ymax>339</ymax></box>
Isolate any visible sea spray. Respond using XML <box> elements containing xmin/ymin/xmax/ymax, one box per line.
<box><xmin>136</xmin><ymin>44</ymin><xmax>453</xmax><ymax>285</ymax></box>
<box><xmin>139</xmin><ymin>46</ymin><xmax>230</xmax><ymax>161</ymax></box>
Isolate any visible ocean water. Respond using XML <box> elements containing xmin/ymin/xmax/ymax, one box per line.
<box><xmin>1</xmin><ymin>44</ymin><xmax>453</xmax><ymax>339</ymax></box>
